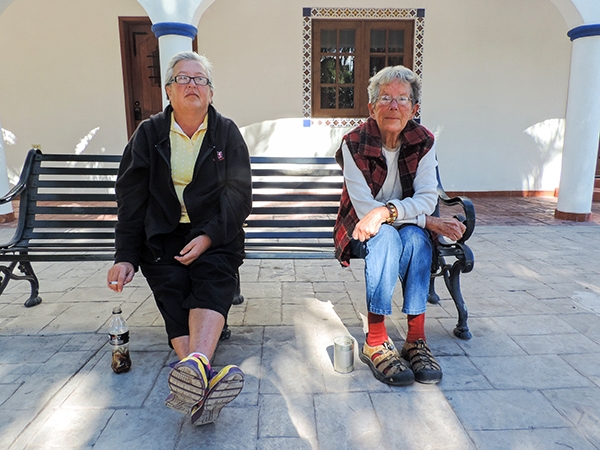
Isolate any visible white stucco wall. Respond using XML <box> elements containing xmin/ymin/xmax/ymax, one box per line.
<box><xmin>0</xmin><ymin>0</ymin><xmax>146</xmax><ymax>183</ymax></box>
<box><xmin>0</xmin><ymin>0</ymin><xmax>574</xmax><ymax>192</ymax></box>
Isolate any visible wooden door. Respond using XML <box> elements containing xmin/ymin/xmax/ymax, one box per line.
<box><xmin>119</xmin><ymin>18</ymin><xmax>163</xmax><ymax>138</ymax></box>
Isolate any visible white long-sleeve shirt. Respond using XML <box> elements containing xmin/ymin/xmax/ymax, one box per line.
<box><xmin>341</xmin><ymin>141</ymin><xmax>438</xmax><ymax>228</ymax></box>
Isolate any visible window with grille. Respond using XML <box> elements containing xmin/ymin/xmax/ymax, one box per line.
<box><xmin>311</xmin><ymin>20</ymin><xmax>415</xmax><ymax>118</ymax></box>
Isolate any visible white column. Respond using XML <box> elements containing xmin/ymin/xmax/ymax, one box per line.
<box><xmin>151</xmin><ymin>23</ymin><xmax>198</xmax><ymax>108</ymax></box>
<box><xmin>136</xmin><ymin>0</ymin><xmax>216</xmax><ymax>108</ymax></box>
<box><xmin>0</xmin><ymin>117</ymin><xmax>14</xmax><ymax>218</ymax></box>
<box><xmin>556</xmin><ymin>24</ymin><xmax>600</xmax><ymax>220</ymax></box>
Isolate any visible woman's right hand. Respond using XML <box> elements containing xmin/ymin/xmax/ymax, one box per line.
<box><xmin>107</xmin><ymin>262</ymin><xmax>135</xmax><ymax>292</ymax></box>
<box><xmin>352</xmin><ymin>206</ymin><xmax>390</xmax><ymax>242</ymax></box>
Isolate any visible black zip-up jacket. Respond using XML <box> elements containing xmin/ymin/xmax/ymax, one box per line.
<box><xmin>114</xmin><ymin>104</ymin><xmax>252</xmax><ymax>270</ymax></box>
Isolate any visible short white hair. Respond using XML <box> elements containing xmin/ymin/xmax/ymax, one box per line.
<box><xmin>367</xmin><ymin>65</ymin><xmax>421</xmax><ymax>105</ymax></box>
<box><xmin>164</xmin><ymin>51</ymin><xmax>213</xmax><ymax>92</ymax></box>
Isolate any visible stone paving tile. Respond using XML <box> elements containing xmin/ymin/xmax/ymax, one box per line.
<box><xmin>489</xmin><ymin>314</ymin><xmax>580</xmax><ymax>335</ymax></box>
<box><xmin>438</xmin><ymin>317</ymin><xmax>526</xmax><ymax>357</ymax></box>
<box><xmin>314</xmin><ymin>392</ymin><xmax>385</xmax><ymax>449</ymax></box>
<box><xmin>514</xmin><ymin>332</ymin><xmax>600</xmax><ymax>355</ymax></box>
<box><xmin>469</xmin><ymin>428</ymin><xmax>597</xmax><ymax>450</ymax></box>
<box><xmin>240</xmin><ymin>282</ymin><xmax>281</xmax><ymax>300</ymax></box>
<box><xmin>437</xmin><ymin>355</ymin><xmax>492</xmax><ymax>391</ymax></box>
<box><xmin>93</xmin><ymin>408</ymin><xmax>181</xmax><ymax>450</ymax></box>
<box><xmin>243</xmin><ymin>298</ymin><xmax>282</xmax><ymax>325</ymax></box>
<box><xmin>470</xmin><ymin>354</ymin><xmax>593</xmax><ymax>390</ymax></box>
<box><xmin>370</xmin><ymin>390</ymin><xmax>475</xmax><ymax>450</ymax></box>
<box><xmin>259</xmin><ymin>326</ymin><xmax>327</xmax><ymax>396</ymax></box>
<box><xmin>257</xmin><ymin>260</ymin><xmax>295</xmax><ymax>282</ymax></box>
<box><xmin>258</xmin><ymin>394</ymin><xmax>316</xmax><ymax>439</ymax></box>
<box><xmin>62</xmin><ymin>351</ymin><xmax>168</xmax><ymax>409</ymax></box>
<box><xmin>542</xmin><ymin>387</ymin><xmax>600</xmax><ymax>448</ymax></box>
<box><xmin>0</xmin><ymin>410</ymin><xmax>37</xmax><ymax>450</ymax></box>
<box><xmin>256</xmin><ymin>437</ymin><xmax>314</xmax><ymax>450</ymax></box>
<box><xmin>446</xmin><ymin>389</ymin><xmax>571</xmax><ymax>430</ymax></box>
<box><xmin>3</xmin><ymin>372</ymin><xmax>72</xmax><ymax>412</ymax></box>
<box><xmin>0</xmin><ymin>302</ymin><xmax>71</xmax><ymax>334</ymax></box>
<box><xmin>176</xmin><ymin>406</ymin><xmax>259</xmax><ymax>450</ymax></box>
<box><xmin>27</xmin><ymin>408</ymin><xmax>113</xmax><ymax>449</ymax></box>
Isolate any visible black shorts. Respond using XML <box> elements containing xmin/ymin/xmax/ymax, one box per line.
<box><xmin>140</xmin><ymin>226</ymin><xmax>244</xmax><ymax>343</ymax></box>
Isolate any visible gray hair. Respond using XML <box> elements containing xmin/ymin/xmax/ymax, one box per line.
<box><xmin>164</xmin><ymin>51</ymin><xmax>213</xmax><ymax>92</ymax></box>
<box><xmin>367</xmin><ymin>65</ymin><xmax>421</xmax><ymax>105</ymax></box>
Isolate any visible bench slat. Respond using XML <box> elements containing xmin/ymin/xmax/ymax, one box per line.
<box><xmin>249</xmin><ymin>206</ymin><xmax>339</xmax><ymax>214</ymax></box>
<box><xmin>33</xmin><ymin>180</ymin><xmax>117</xmax><ymax>189</ymax></box>
<box><xmin>26</xmin><ymin>220</ymin><xmax>116</xmax><ymax>228</ymax></box>
<box><xmin>35</xmin><ymin>154</ymin><xmax>121</xmax><ymax>163</ymax></box>
<box><xmin>252</xmin><ymin>168</ymin><xmax>342</xmax><ymax>177</ymax></box>
<box><xmin>31</xmin><ymin>206</ymin><xmax>117</xmax><ymax>215</ymax></box>
<box><xmin>36</xmin><ymin>167</ymin><xmax>119</xmax><ymax>176</ymax></box>
<box><xmin>252</xmin><ymin>193</ymin><xmax>341</xmax><ymax>202</ymax></box>
<box><xmin>252</xmin><ymin>181</ymin><xmax>342</xmax><ymax>190</ymax></box>
<box><xmin>33</xmin><ymin>193</ymin><xmax>117</xmax><ymax>202</ymax></box>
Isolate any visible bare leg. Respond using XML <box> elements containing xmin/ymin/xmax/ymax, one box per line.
<box><xmin>171</xmin><ymin>336</ymin><xmax>190</xmax><ymax>360</ymax></box>
<box><xmin>170</xmin><ymin>308</ymin><xmax>225</xmax><ymax>361</ymax></box>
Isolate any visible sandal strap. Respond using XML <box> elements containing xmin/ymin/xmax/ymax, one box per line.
<box><xmin>403</xmin><ymin>339</ymin><xmax>441</xmax><ymax>371</ymax></box>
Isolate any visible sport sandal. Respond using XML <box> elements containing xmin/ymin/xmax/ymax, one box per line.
<box><xmin>360</xmin><ymin>338</ymin><xmax>414</xmax><ymax>386</ymax></box>
<box><xmin>401</xmin><ymin>339</ymin><xmax>442</xmax><ymax>384</ymax></box>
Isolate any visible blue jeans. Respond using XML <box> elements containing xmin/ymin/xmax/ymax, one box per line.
<box><xmin>350</xmin><ymin>224</ymin><xmax>432</xmax><ymax>316</ymax></box>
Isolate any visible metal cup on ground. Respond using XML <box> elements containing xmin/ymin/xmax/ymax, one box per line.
<box><xmin>333</xmin><ymin>336</ymin><xmax>355</xmax><ymax>373</ymax></box>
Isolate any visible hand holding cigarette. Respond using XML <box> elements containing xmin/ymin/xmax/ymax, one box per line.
<box><xmin>107</xmin><ymin>262</ymin><xmax>135</xmax><ymax>292</ymax></box>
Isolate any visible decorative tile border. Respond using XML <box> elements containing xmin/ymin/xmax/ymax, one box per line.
<box><xmin>302</xmin><ymin>7</ymin><xmax>425</xmax><ymax>127</ymax></box>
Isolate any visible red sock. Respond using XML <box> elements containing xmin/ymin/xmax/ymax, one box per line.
<box><xmin>406</xmin><ymin>314</ymin><xmax>426</xmax><ymax>342</ymax></box>
<box><xmin>366</xmin><ymin>313</ymin><xmax>388</xmax><ymax>346</ymax></box>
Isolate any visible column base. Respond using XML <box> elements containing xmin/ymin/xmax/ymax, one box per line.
<box><xmin>554</xmin><ymin>209</ymin><xmax>591</xmax><ymax>222</ymax></box>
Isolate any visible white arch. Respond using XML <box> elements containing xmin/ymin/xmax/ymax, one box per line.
<box><xmin>136</xmin><ymin>0</ymin><xmax>216</xmax><ymax>25</ymax></box>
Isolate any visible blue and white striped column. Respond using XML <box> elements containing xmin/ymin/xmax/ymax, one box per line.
<box><xmin>151</xmin><ymin>22</ymin><xmax>198</xmax><ymax>107</ymax></box>
<box><xmin>556</xmin><ymin>24</ymin><xmax>600</xmax><ymax>221</ymax></box>
<box><xmin>136</xmin><ymin>0</ymin><xmax>216</xmax><ymax>107</ymax></box>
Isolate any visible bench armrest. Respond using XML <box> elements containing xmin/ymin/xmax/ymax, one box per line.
<box><xmin>437</xmin><ymin>185</ymin><xmax>476</xmax><ymax>243</ymax></box>
<box><xmin>0</xmin><ymin>149</ymin><xmax>38</xmax><ymax>205</ymax></box>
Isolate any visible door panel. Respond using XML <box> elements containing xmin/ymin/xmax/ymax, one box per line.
<box><xmin>119</xmin><ymin>18</ymin><xmax>162</xmax><ymax>138</ymax></box>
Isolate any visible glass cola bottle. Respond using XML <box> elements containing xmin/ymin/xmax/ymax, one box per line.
<box><xmin>108</xmin><ymin>306</ymin><xmax>132</xmax><ymax>374</ymax></box>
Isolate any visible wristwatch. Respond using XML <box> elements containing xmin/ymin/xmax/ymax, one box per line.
<box><xmin>385</xmin><ymin>202</ymin><xmax>398</xmax><ymax>224</ymax></box>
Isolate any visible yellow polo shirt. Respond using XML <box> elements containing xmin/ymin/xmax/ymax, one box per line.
<box><xmin>170</xmin><ymin>113</ymin><xmax>208</xmax><ymax>223</ymax></box>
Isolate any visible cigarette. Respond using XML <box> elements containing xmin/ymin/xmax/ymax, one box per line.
<box><xmin>109</xmin><ymin>281</ymin><xmax>118</xmax><ymax>285</ymax></box>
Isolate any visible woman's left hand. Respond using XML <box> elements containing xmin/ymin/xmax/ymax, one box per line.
<box><xmin>175</xmin><ymin>234</ymin><xmax>213</xmax><ymax>265</ymax></box>
<box><xmin>425</xmin><ymin>216</ymin><xmax>466</xmax><ymax>241</ymax></box>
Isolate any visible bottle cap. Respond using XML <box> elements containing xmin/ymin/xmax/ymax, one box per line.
<box><xmin>112</xmin><ymin>306</ymin><xmax>122</xmax><ymax>314</ymax></box>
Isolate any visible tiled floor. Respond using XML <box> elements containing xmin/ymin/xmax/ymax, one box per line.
<box><xmin>1</xmin><ymin>197</ymin><xmax>600</xmax><ymax>450</ymax></box>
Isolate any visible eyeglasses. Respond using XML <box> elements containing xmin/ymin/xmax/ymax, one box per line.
<box><xmin>169</xmin><ymin>75</ymin><xmax>211</xmax><ymax>86</ymax></box>
<box><xmin>377</xmin><ymin>95</ymin><xmax>413</xmax><ymax>106</ymax></box>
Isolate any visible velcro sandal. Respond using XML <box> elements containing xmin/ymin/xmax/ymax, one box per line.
<box><xmin>401</xmin><ymin>339</ymin><xmax>443</xmax><ymax>384</ymax></box>
<box><xmin>359</xmin><ymin>338</ymin><xmax>414</xmax><ymax>386</ymax></box>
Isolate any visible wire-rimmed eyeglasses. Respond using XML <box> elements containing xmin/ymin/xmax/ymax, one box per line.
<box><xmin>377</xmin><ymin>95</ymin><xmax>413</xmax><ymax>106</ymax></box>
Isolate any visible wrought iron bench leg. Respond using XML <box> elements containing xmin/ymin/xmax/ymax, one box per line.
<box><xmin>428</xmin><ymin>276</ymin><xmax>441</xmax><ymax>304</ymax></box>
<box><xmin>443</xmin><ymin>262</ymin><xmax>472</xmax><ymax>340</ymax></box>
<box><xmin>232</xmin><ymin>269</ymin><xmax>244</xmax><ymax>305</ymax></box>
<box><xmin>0</xmin><ymin>261</ymin><xmax>42</xmax><ymax>307</ymax></box>
<box><xmin>219</xmin><ymin>269</ymin><xmax>245</xmax><ymax>341</ymax></box>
